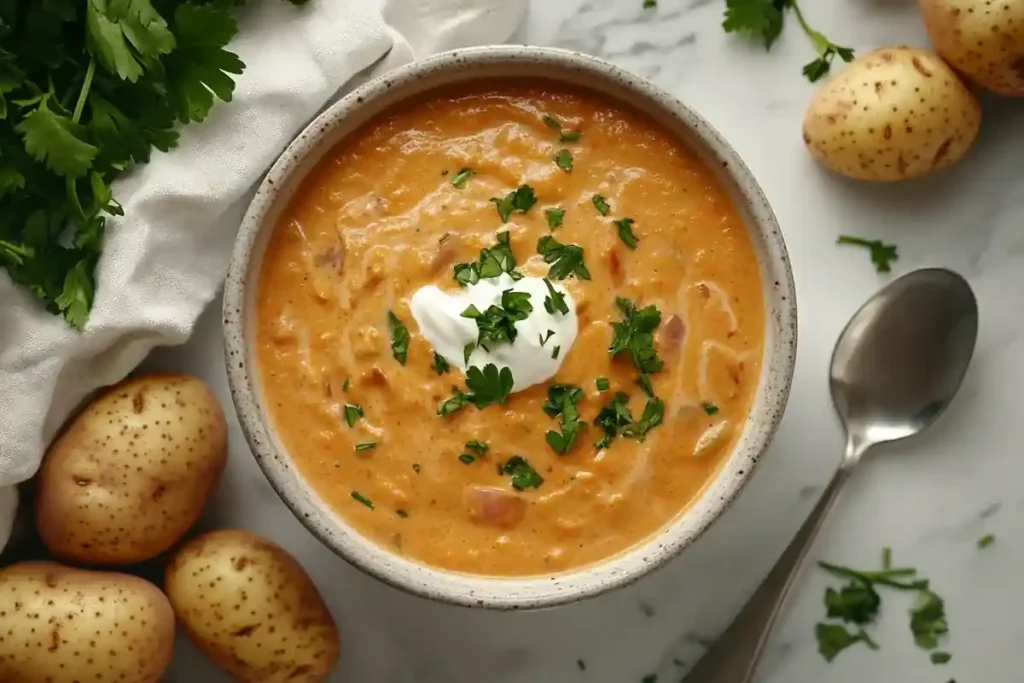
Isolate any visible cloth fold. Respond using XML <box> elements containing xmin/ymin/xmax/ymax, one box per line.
<box><xmin>0</xmin><ymin>0</ymin><xmax>527</xmax><ymax>553</ymax></box>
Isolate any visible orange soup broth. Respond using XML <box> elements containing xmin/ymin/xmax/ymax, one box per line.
<box><xmin>255</xmin><ymin>83</ymin><xmax>765</xmax><ymax>576</ymax></box>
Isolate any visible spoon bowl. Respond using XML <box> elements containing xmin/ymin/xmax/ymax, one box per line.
<box><xmin>831</xmin><ymin>268</ymin><xmax>979</xmax><ymax>459</ymax></box>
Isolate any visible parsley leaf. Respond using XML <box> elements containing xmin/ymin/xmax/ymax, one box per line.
<box><xmin>355</xmin><ymin>441</ymin><xmax>376</xmax><ymax>452</ymax></box>
<box><xmin>465</xmin><ymin>363</ymin><xmax>515</xmax><ymax>409</ymax></box>
<box><xmin>824</xmin><ymin>581</ymin><xmax>881</xmax><ymax>625</ymax></box>
<box><xmin>930</xmin><ymin>652</ymin><xmax>952</xmax><ymax>665</ymax></box>
<box><xmin>837</xmin><ymin>235</ymin><xmax>899</xmax><ymax>273</ymax></box>
<box><xmin>560</xmin><ymin>130</ymin><xmax>581</xmax><ymax>143</ymax></box>
<box><xmin>343</xmin><ymin>403</ymin><xmax>364</xmax><ymax>427</ymax></box>
<box><xmin>438</xmin><ymin>388</ymin><xmax>470</xmax><ymax>416</ymax></box>
<box><xmin>543</xmin><ymin>384</ymin><xmax>586</xmax><ymax>455</ymax></box>
<box><xmin>542</xmin><ymin>114</ymin><xmax>562</xmax><ymax>130</ymax></box>
<box><xmin>815</xmin><ymin>623</ymin><xmax>878</xmax><ymax>662</ymax></box>
<box><xmin>465</xmin><ymin>440</ymin><xmax>488</xmax><ymax>457</ymax></box>
<box><xmin>543</xmin><ymin>278</ymin><xmax>569</xmax><ymax>315</ymax></box>
<box><xmin>451</xmin><ymin>167</ymin><xmax>474</xmax><ymax>189</ymax></box>
<box><xmin>594</xmin><ymin>392</ymin><xmax>633</xmax><ymax>449</ymax></box>
<box><xmin>702</xmin><ymin>402</ymin><xmax>719</xmax><ymax>415</ymax></box>
<box><xmin>592</xmin><ymin>194</ymin><xmax>611</xmax><ymax>216</ymax></box>
<box><xmin>609</xmin><ymin>297</ymin><xmax>664</xmax><ymax>374</ymax></box>
<box><xmin>623</xmin><ymin>397</ymin><xmax>664</xmax><ymax>441</ymax></box>
<box><xmin>433</xmin><ymin>352</ymin><xmax>450</xmax><ymax>375</ymax></box>
<box><xmin>636</xmin><ymin>373</ymin><xmax>655</xmax><ymax>398</ymax></box>
<box><xmin>453</xmin><ymin>230</ymin><xmax>523</xmax><ymax>286</ymax></box>
<box><xmin>537</xmin><ymin>235</ymin><xmax>590</xmax><ymax>281</ymax></box>
<box><xmin>491</xmin><ymin>184</ymin><xmax>536</xmax><ymax>223</ymax></box>
<box><xmin>462</xmin><ymin>289</ymin><xmax>533</xmax><ymax>348</ymax></box>
<box><xmin>910</xmin><ymin>590</ymin><xmax>949</xmax><ymax>651</ymax></box>
<box><xmin>17</xmin><ymin>96</ymin><xmax>97</xmax><ymax>178</ymax></box>
<box><xmin>596</xmin><ymin>377</ymin><xmax>610</xmax><ymax>392</ymax></box>
<box><xmin>85</xmin><ymin>0</ymin><xmax>176</xmax><ymax>83</ymax></box>
<box><xmin>542</xmin><ymin>114</ymin><xmax>580</xmax><ymax>142</ymax></box>
<box><xmin>351</xmin><ymin>491</ymin><xmax>374</xmax><ymax>509</ymax></box>
<box><xmin>499</xmin><ymin>456</ymin><xmax>544</xmax><ymax>491</ymax></box>
<box><xmin>554</xmin><ymin>148</ymin><xmax>573</xmax><ymax>172</ymax></box>
<box><xmin>545</xmin><ymin>207</ymin><xmax>565</xmax><ymax>229</ymax></box>
<box><xmin>614</xmin><ymin>217</ymin><xmax>639</xmax><ymax>249</ymax></box>
<box><xmin>539</xmin><ymin>330</ymin><xmax>555</xmax><ymax>346</ymax></box>
<box><xmin>978</xmin><ymin>533</ymin><xmax>995</xmax><ymax>549</ymax></box>
<box><xmin>387</xmin><ymin>311</ymin><xmax>410</xmax><ymax>365</ymax></box>
<box><xmin>644</xmin><ymin>0</ymin><xmax>658</xmax><ymax>7</ymax></box>
<box><xmin>458</xmin><ymin>453</ymin><xmax>476</xmax><ymax>465</ymax></box>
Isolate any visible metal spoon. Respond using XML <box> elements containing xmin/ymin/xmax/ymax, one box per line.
<box><xmin>683</xmin><ymin>267</ymin><xmax>979</xmax><ymax>683</ymax></box>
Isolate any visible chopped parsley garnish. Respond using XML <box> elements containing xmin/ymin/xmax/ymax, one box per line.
<box><xmin>396</xmin><ymin>509</ymin><xmax>410</xmax><ymax>518</ymax></box>
<box><xmin>543</xmin><ymin>278</ymin><xmax>569</xmax><ymax>315</ymax></box>
<box><xmin>554</xmin><ymin>148</ymin><xmax>573</xmax><ymax>172</ymax></box>
<box><xmin>412</xmin><ymin>463</ymin><xmax>421</xmax><ymax>473</ymax></box>
<box><xmin>537</xmin><ymin>235</ymin><xmax>591</xmax><ymax>281</ymax></box>
<box><xmin>439</xmin><ymin>232</ymin><xmax>452</xmax><ymax>244</ymax></box>
<box><xmin>387</xmin><ymin>311</ymin><xmax>410</xmax><ymax>365</ymax></box>
<box><xmin>636</xmin><ymin>373</ymin><xmax>654</xmax><ymax>398</ymax></box>
<box><xmin>824</xmin><ymin>581</ymin><xmax>881</xmax><ymax>625</ymax></box>
<box><xmin>978</xmin><ymin>533</ymin><xmax>995</xmax><ymax>549</ymax></box>
<box><xmin>545</xmin><ymin>207</ymin><xmax>566</xmax><ymax>229</ymax></box>
<box><xmin>343</xmin><ymin>403</ymin><xmax>364</xmax><ymax>427</ymax></box>
<box><xmin>453</xmin><ymin>231</ymin><xmax>523</xmax><ymax>286</ymax></box>
<box><xmin>451</xmin><ymin>168</ymin><xmax>474</xmax><ymax>189</ymax></box>
<box><xmin>623</xmin><ymin>397</ymin><xmax>665</xmax><ymax>441</ymax></box>
<box><xmin>643</xmin><ymin>0</ymin><xmax>657</xmax><ymax>7</ymax></box>
<box><xmin>816</xmin><ymin>623</ymin><xmax>878</xmax><ymax>662</ymax></box>
<box><xmin>355</xmin><ymin>442</ymin><xmax>377</xmax><ymax>452</ymax></box>
<box><xmin>559</xmin><ymin>130</ymin><xmax>581</xmax><ymax>143</ymax></box>
<box><xmin>722</xmin><ymin>0</ymin><xmax>855</xmax><ymax>83</ymax></box>
<box><xmin>609</xmin><ymin>298</ymin><xmax>664</xmax><ymax>374</ymax></box>
<box><xmin>542</xmin><ymin>114</ymin><xmax>581</xmax><ymax>142</ymax></box>
<box><xmin>351</xmin><ymin>491</ymin><xmax>374</xmax><ymax>509</ymax></box>
<box><xmin>437</xmin><ymin>364</ymin><xmax>515</xmax><ymax>417</ymax></box>
<box><xmin>539</xmin><ymin>330</ymin><xmax>555</xmax><ymax>346</ymax></box>
<box><xmin>544</xmin><ymin>385</ymin><xmax>586</xmax><ymax>455</ymax></box>
<box><xmin>465</xmin><ymin>440</ymin><xmax>488</xmax><ymax>457</ymax></box>
<box><xmin>438</xmin><ymin>389</ymin><xmax>471</xmax><ymax>416</ymax></box>
<box><xmin>910</xmin><ymin>590</ymin><xmax>949</xmax><ymax>651</ymax></box>
<box><xmin>463</xmin><ymin>343</ymin><xmax>476</xmax><ymax>366</ymax></box>
<box><xmin>930</xmin><ymin>652</ymin><xmax>952</xmax><ymax>665</ymax></box>
<box><xmin>458</xmin><ymin>453</ymin><xmax>476</xmax><ymax>465</ymax></box>
<box><xmin>837</xmin><ymin>235</ymin><xmax>899</xmax><ymax>273</ymax></box>
<box><xmin>543</xmin><ymin>114</ymin><xmax>562</xmax><ymax>130</ymax></box>
<box><xmin>462</xmin><ymin>289</ymin><xmax>533</xmax><ymax>348</ymax></box>
<box><xmin>592</xmin><ymin>194</ymin><xmax>611</xmax><ymax>216</ymax></box>
<box><xmin>343</xmin><ymin>378</ymin><xmax>350</xmax><ymax>391</ymax></box>
<box><xmin>594</xmin><ymin>392</ymin><xmax>633</xmax><ymax>449</ymax></box>
<box><xmin>552</xmin><ymin>345</ymin><xmax>561</xmax><ymax>359</ymax></box>
<box><xmin>491</xmin><ymin>184</ymin><xmax>537</xmax><ymax>223</ymax></box>
<box><xmin>596</xmin><ymin>377</ymin><xmax>610</xmax><ymax>392</ymax></box>
<box><xmin>499</xmin><ymin>456</ymin><xmax>544</xmax><ymax>491</ymax></box>
<box><xmin>702</xmin><ymin>402</ymin><xmax>720</xmax><ymax>416</ymax></box>
<box><xmin>433</xmin><ymin>353</ymin><xmax>451</xmax><ymax>375</ymax></box>
<box><xmin>614</xmin><ymin>217</ymin><xmax>639</xmax><ymax>249</ymax></box>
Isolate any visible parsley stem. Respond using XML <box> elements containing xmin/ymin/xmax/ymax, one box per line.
<box><xmin>787</xmin><ymin>1</ymin><xmax>827</xmax><ymax>53</ymax></box>
<box><xmin>71</xmin><ymin>58</ymin><xmax>96</xmax><ymax>125</ymax></box>
<box><xmin>817</xmin><ymin>561</ymin><xmax>928</xmax><ymax>590</ymax></box>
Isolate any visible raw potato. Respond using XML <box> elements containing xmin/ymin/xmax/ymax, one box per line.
<box><xmin>802</xmin><ymin>46</ymin><xmax>981</xmax><ymax>181</ymax></box>
<box><xmin>921</xmin><ymin>0</ymin><xmax>1024</xmax><ymax>96</ymax></box>
<box><xmin>36</xmin><ymin>373</ymin><xmax>227</xmax><ymax>564</ymax></box>
<box><xmin>0</xmin><ymin>562</ymin><xmax>174</xmax><ymax>683</ymax></box>
<box><xmin>165</xmin><ymin>530</ymin><xmax>340</xmax><ymax>682</ymax></box>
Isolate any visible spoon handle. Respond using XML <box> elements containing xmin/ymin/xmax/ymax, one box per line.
<box><xmin>681</xmin><ymin>464</ymin><xmax>854</xmax><ymax>683</ymax></box>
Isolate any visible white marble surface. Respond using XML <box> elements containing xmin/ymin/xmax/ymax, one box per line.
<box><xmin>142</xmin><ymin>0</ymin><xmax>1024</xmax><ymax>681</ymax></box>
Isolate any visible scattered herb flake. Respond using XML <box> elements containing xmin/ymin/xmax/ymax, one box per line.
<box><xmin>623</xmin><ymin>397</ymin><xmax>665</xmax><ymax>441</ymax></box>
<box><xmin>355</xmin><ymin>442</ymin><xmax>377</xmax><ymax>452</ymax></box>
<box><xmin>387</xmin><ymin>311</ymin><xmax>410</xmax><ymax>365</ymax></box>
<box><xmin>554</xmin><ymin>148</ymin><xmax>573</xmax><ymax>172</ymax></box>
<box><xmin>343</xmin><ymin>403</ymin><xmax>364</xmax><ymax>427</ymax></box>
<box><xmin>931</xmin><ymin>652</ymin><xmax>952</xmax><ymax>665</ymax></box>
<box><xmin>552</xmin><ymin>345</ymin><xmax>561</xmax><ymax>359</ymax></box>
<box><xmin>351</xmin><ymin>491</ymin><xmax>374</xmax><ymax>509</ymax></box>
<box><xmin>451</xmin><ymin>168</ymin><xmax>474</xmax><ymax>189</ymax></box>
<box><xmin>882</xmin><ymin>546</ymin><xmax>892</xmax><ymax>569</ymax></box>
<box><xmin>543</xmin><ymin>114</ymin><xmax>562</xmax><ymax>130</ymax></box>
<box><xmin>545</xmin><ymin>207</ymin><xmax>566</xmax><ymax>229</ymax></box>
<box><xmin>343</xmin><ymin>377</ymin><xmax>350</xmax><ymax>391</ymax></box>
<box><xmin>910</xmin><ymin>590</ymin><xmax>949</xmax><ymax>651</ymax></box>
<box><xmin>592</xmin><ymin>194</ymin><xmax>611</xmax><ymax>216</ymax></box>
<box><xmin>594</xmin><ymin>392</ymin><xmax>634</xmax><ymax>449</ymax></box>
<box><xmin>837</xmin><ymin>235</ymin><xmax>899</xmax><ymax>273</ymax></box>
<box><xmin>543</xmin><ymin>385</ymin><xmax>586</xmax><ymax>455</ymax></box>
<box><xmin>465</xmin><ymin>440</ymin><xmax>488</xmax><ymax>457</ymax></box>
<box><xmin>453</xmin><ymin>230</ymin><xmax>523</xmax><ymax>285</ymax></box>
<box><xmin>560</xmin><ymin>130</ymin><xmax>582</xmax><ymax>143</ymax></box>
<box><xmin>702</xmin><ymin>402</ymin><xmax>720</xmax><ymax>416</ymax></box>
<box><xmin>539</xmin><ymin>330</ymin><xmax>555</xmax><ymax>347</ymax></box>
<box><xmin>824</xmin><ymin>582</ymin><xmax>881</xmax><ymax>625</ymax></box>
<box><xmin>614</xmin><ymin>217</ymin><xmax>639</xmax><ymax>249</ymax></box>
<box><xmin>978</xmin><ymin>534</ymin><xmax>995</xmax><ymax>549</ymax></box>
<box><xmin>596</xmin><ymin>377</ymin><xmax>611</xmax><ymax>392</ymax></box>
<box><xmin>500</xmin><ymin>456</ymin><xmax>544</xmax><ymax>491</ymax></box>
<box><xmin>433</xmin><ymin>352</ymin><xmax>451</xmax><ymax>375</ymax></box>
<box><xmin>439</xmin><ymin>232</ymin><xmax>451</xmax><ymax>244</ymax></box>
<box><xmin>577</xmin><ymin>659</ymin><xmax>586</xmax><ymax>671</ymax></box>
<box><xmin>458</xmin><ymin>453</ymin><xmax>476</xmax><ymax>465</ymax></box>
<box><xmin>438</xmin><ymin>389</ymin><xmax>471</xmax><ymax>417</ymax></box>
<box><xmin>491</xmin><ymin>185</ymin><xmax>537</xmax><ymax>223</ymax></box>
<box><xmin>412</xmin><ymin>463</ymin><xmax>421</xmax><ymax>473</ymax></box>
<box><xmin>610</xmin><ymin>297</ymin><xmax>664</xmax><ymax>374</ymax></box>
<box><xmin>644</xmin><ymin>0</ymin><xmax>657</xmax><ymax>7</ymax></box>
<box><xmin>537</xmin><ymin>235</ymin><xmax>591</xmax><ymax>280</ymax></box>
<box><xmin>815</xmin><ymin>623</ymin><xmax>878</xmax><ymax>662</ymax></box>
<box><xmin>396</xmin><ymin>509</ymin><xmax>410</xmax><ymax>518</ymax></box>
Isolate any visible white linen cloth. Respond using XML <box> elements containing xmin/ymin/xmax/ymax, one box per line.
<box><xmin>0</xmin><ymin>0</ymin><xmax>527</xmax><ymax>552</ymax></box>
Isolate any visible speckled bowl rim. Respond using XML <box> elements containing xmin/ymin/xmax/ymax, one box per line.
<box><xmin>223</xmin><ymin>46</ymin><xmax>797</xmax><ymax>611</ymax></box>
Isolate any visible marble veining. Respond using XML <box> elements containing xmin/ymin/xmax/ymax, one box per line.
<box><xmin>143</xmin><ymin>0</ymin><xmax>1024</xmax><ymax>680</ymax></box>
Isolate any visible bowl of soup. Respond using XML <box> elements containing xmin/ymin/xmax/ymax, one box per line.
<box><xmin>223</xmin><ymin>46</ymin><xmax>797</xmax><ymax>609</ymax></box>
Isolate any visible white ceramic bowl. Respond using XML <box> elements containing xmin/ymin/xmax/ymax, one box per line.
<box><xmin>223</xmin><ymin>46</ymin><xmax>797</xmax><ymax>610</ymax></box>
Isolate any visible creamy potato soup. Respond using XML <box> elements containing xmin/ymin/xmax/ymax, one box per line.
<box><xmin>256</xmin><ymin>83</ymin><xmax>765</xmax><ymax>576</ymax></box>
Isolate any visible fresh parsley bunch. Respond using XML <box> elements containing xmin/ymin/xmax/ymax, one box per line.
<box><xmin>0</xmin><ymin>0</ymin><xmax>307</xmax><ymax>329</ymax></box>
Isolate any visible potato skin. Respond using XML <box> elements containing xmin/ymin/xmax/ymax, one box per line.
<box><xmin>165</xmin><ymin>530</ymin><xmax>340</xmax><ymax>682</ymax></box>
<box><xmin>0</xmin><ymin>562</ymin><xmax>174</xmax><ymax>683</ymax></box>
<box><xmin>802</xmin><ymin>46</ymin><xmax>981</xmax><ymax>181</ymax></box>
<box><xmin>36</xmin><ymin>373</ymin><xmax>227</xmax><ymax>564</ymax></box>
<box><xmin>921</xmin><ymin>0</ymin><xmax>1024</xmax><ymax>96</ymax></box>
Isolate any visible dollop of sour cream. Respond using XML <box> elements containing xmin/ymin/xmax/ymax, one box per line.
<box><xmin>410</xmin><ymin>274</ymin><xmax>577</xmax><ymax>392</ymax></box>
